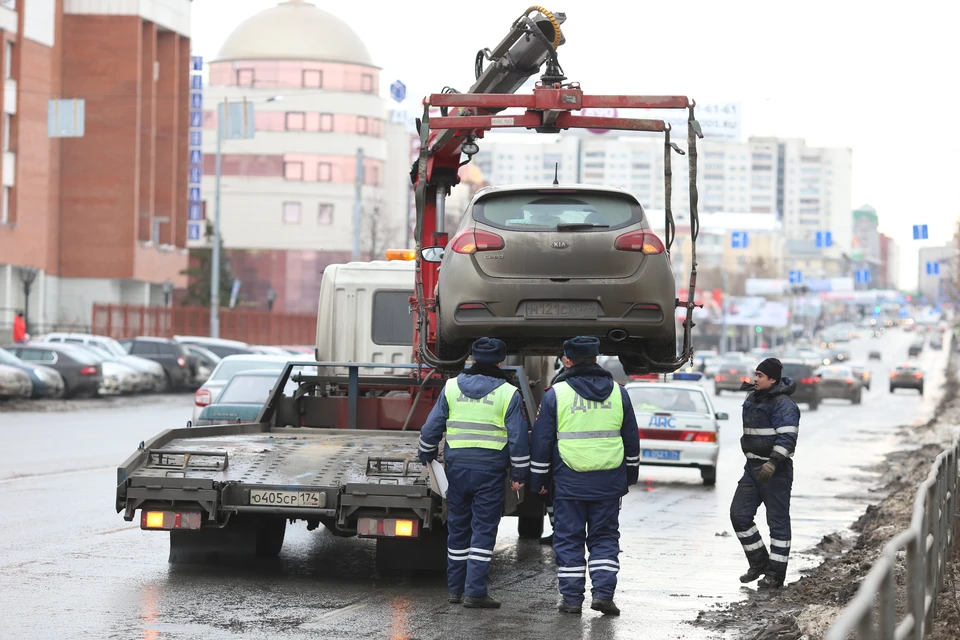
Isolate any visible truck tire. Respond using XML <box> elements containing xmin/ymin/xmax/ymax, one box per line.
<box><xmin>700</xmin><ymin>466</ymin><xmax>717</xmax><ymax>486</ymax></box>
<box><xmin>168</xmin><ymin>515</ymin><xmax>285</xmax><ymax>563</ymax></box>
<box><xmin>518</xmin><ymin>516</ymin><xmax>544</xmax><ymax>539</ymax></box>
<box><xmin>254</xmin><ymin>518</ymin><xmax>287</xmax><ymax>558</ymax></box>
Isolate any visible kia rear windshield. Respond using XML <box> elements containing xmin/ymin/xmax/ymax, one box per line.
<box><xmin>473</xmin><ymin>191</ymin><xmax>642</xmax><ymax>232</ymax></box>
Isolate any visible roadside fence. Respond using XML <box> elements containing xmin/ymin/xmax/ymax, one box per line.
<box><xmin>825</xmin><ymin>436</ymin><xmax>960</xmax><ymax>639</ymax></box>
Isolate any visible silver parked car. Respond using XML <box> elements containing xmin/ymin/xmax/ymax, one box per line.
<box><xmin>39</xmin><ymin>333</ymin><xmax>166</xmax><ymax>391</ymax></box>
<box><xmin>69</xmin><ymin>343</ymin><xmax>152</xmax><ymax>394</ymax></box>
<box><xmin>433</xmin><ymin>184</ymin><xmax>677</xmax><ymax>372</ymax></box>
<box><xmin>0</xmin><ymin>363</ymin><xmax>33</xmax><ymax>399</ymax></box>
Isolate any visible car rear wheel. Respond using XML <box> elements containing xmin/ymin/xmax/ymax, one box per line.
<box><xmin>852</xmin><ymin>392</ymin><xmax>862</xmax><ymax>405</ymax></box>
<box><xmin>715</xmin><ymin>388</ymin><xmax>722</xmax><ymax>396</ymax></box>
<box><xmin>700</xmin><ymin>466</ymin><xmax>717</xmax><ymax>486</ymax></box>
<box><xmin>919</xmin><ymin>385</ymin><xmax>924</xmax><ymax>396</ymax></box>
<box><xmin>889</xmin><ymin>385</ymin><xmax>895</xmax><ymax>393</ymax></box>
<box><xmin>808</xmin><ymin>400</ymin><xmax>819</xmax><ymax>411</ymax></box>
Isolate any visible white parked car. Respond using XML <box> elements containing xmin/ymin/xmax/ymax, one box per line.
<box><xmin>626</xmin><ymin>377</ymin><xmax>726</xmax><ymax>485</ymax></box>
<box><xmin>39</xmin><ymin>333</ymin><xmax>166</xmax><ymax>391</ymax></box>
<box><xmin>71</xmin><ymin>342</ymin><xmax>153</xmax><ymax>394</ymax></box>
<box><xmin>192</xmin><ymin>355</ymin><xmax>293</xmax><ymax>423</ymax></box>
<box><xmin>0</xmin><ymin>363</ymin><xmax>33</xmax><ymax>399</ymax></box>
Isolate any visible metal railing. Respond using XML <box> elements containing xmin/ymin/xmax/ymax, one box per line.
<box><xmin>825</xmin><ymin>437</ymin><xmax>959</xmax><ymax>639</ymax></box>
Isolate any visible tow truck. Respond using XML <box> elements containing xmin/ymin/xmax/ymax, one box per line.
<box><xmin>115</xmin><ymin>5</ymin><xmax>703</xmax><ymax>567</ymax></box>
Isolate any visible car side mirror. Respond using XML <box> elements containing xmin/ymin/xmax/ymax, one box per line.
<box><xmin>716</xmin><ymin>412</ymin><xmax>729</xmax><ymax>421</ymax></box>
<box><xmin>421</xmin><ymin>247</ymin><xmax>444</xmax><ymax>263</ymax></box>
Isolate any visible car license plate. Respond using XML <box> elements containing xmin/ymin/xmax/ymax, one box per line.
<box><xmin>524</xmin><ymin>301</ymin><xmax>599</xmax><ymax>319</ymax></box>
<box><xmin>249</xmin><ymin>489</ymin><xmax>324</xmax><ymax>508</ymax></box>
<box><xmin>641</xmin><ymin>449</ymin><xmax>681</xmax><ymax>461</ymax></box>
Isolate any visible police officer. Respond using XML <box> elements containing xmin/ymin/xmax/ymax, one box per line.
<box><xmin>531</xmin><ymin>337</ymin><xmax>641</xmax><ymax>616</ymax></box>
<box><xmin>731</xmin><ymin>357</ymin><xmax>800</xmax><ymax>589</ymax></box>
<box><xmin>538</xmin><ymin>354</ymin><xmax>576</xmax><ymax>546</ymax></box>
<box><xmin>418</xmin><ymin>337</ymin><xmax>530</xmax><ymax>609</ymax></box>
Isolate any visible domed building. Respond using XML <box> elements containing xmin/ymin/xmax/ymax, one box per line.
<box><xmin>195</xmin><ymin>0</ymin><xmax>409</xmax><ymax>313</ymax></box>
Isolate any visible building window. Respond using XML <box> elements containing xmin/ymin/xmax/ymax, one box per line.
<box><xmin>357</xmin><ymin>116</ymin><xmax>368</xmax><ymax>135</ymax></box>
<box><xmin>235</xmin><ymin>68</ymin><xmax>254</xmax><ymax>87</ymax></box>
<box><xmin>3</xmin><ymin>114</ymin><xmax>9</xmax><ymax>151</ymax></box>
<box><xmin>285</xmin><ymin>112</ymin><xmax>306</xmax><ymax>130</ymax></box>
<box><xmin>302</xmin><ymin>69</ymin><xmax>323</xmax><ymax>88</ymax></box>
<box><xmin>4</xmin><ymin>41</ymin><xmax>12</xmax><ymax>79</ymax></box>
<box><xmin>282</xmin><ymin>202</ymin><xmax>301</xmax><ymax>224</ymax></box>
<box><xmin>284</xmin><ymin>161</ymin><xmax>304</xmax><ymax>181</ymax></box>
<box><xmin>0</xmin><ymin>186</ymin><xmax>8</xmax><ymax>224</ymax></box>
<box><xmin>318</xmin><ymin>162</ymin><xmax>332</xmax><ymax>182</ymax></box>
<box><xmin>318</xmin><ymin>204</ymin><xmax>333</xmax><ymax>225</ymax></box>
<box><xmin>319</xmin><ymin>113</ymin><xmax>333</xmax><ymax>132</ymax></box>
<box><xmin>361</xmin><ymin>73</ymin><xmax>374</xmax><ymax>93</ymax></box>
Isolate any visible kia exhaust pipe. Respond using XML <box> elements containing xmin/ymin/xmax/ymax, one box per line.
<box><xmin>608</xmin><ymin>329</ymin><xmax>628</xmax><ymax>342</ymax></box>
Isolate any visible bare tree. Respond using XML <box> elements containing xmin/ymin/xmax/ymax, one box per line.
<box><xmin>362</xmin><ymin>200</ymin><xmax>402</xmax><ymax>260</ymax></box>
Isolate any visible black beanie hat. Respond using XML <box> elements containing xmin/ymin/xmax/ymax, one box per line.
<box><xmin>756</xmin><ymin>357</ymin><xmax>783</xmax><ymax>382</ymax></box>
<box><xmin>564</xmin><ymin>336</ymin><xmax>601</xmax><ymax>360</ymax></box>
<box><xmin>471</xmin><ymin>337</ymin><xmax>507</xmax><ymax>364</ymax></box>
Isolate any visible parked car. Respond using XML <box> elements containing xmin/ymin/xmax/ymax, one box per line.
<box><xmin>626</xmin><ymin>380</ymin><xmax>725</xmax><ymax>485</ymax></box>
<box><xmin>192</xmin><ymin>355</ymin><xmax>293</xmax><ymax>423</ymax></box>
<box><xmin>39</xmin><ymin>333</ymin><xmax>166</xmax><ymax>391</ymax></box>
<box><xmin>174</xmin><ymin>336</ymin><xmax>256</xmax><ymax>359</ymax></box>
<box><xmin>3</xmin><ymin>343</ymin><xmax>103</xmax><ymax>398</ymax></box>
<box><xmin>279</xmin><ymin>345</ymin><xmax>314</xmax><ymax>355</ymax></box>
<box><xmin>868</xmin><ymin>350</ymin><xmax>882</xmax><ymax>360</ymax></box>
<box><xmin>250</xmin><ymin>345</ymin><xmax>294</xmax><ymax>356</ymax></box>
<box><xmin>850</xmin><ymin>364</ymin><xmax>872</xmax><ymax>391</ymax></box>
<box><xmin>0</xmin><ymin>363</ymin><xmax>33</xmax><ymax>399</ymax></box>
<box><xmin>65</xmin><ymin>343</ymin><xmax>153</xmax><ymax>394</ymax></box>
<box><xmin>433</xmin><ymin>184</ymin><xmax>678</xmax><ymax>372</ymax></box>
<box><xmin>713</xmin><ymin>359</ymin><xmax>753</xmax><ymax>395</ymax></box>
<box><xmin>908</xmin><ymin>341</ymin><xmax>923</xmax><ymax>357</ymax></box>
<box><xmin>118</xmin><ymin>337</ymin><xmax>195</xmax><ymax>390</ymax></box>
<box><xmin>0</xmin><ymin>348</ymin><xmax>65</xmax><ymax>398</ymax></box>
<box><xmin>181</xmin><ymin>344</ymin><xmax>221</xmax><ymax>386</ymax></box>
<box><xmin>814</xmin><ymin>365</ymin><xmax>863</xmax><ymax>404</ymax></box>
<box><xmin>780</xmin><ymin>359</ymin><xmax>820</xmax><ymax>410</ymax></box>
<box><xmin>192</xmin><ymin>370</ymin><xmax>296</xmax><ymax>426</ymax></box>
<box><xmin>890</xmin><ymin>364</ymin><xmax>924</xmax><ymax>395</ymax></box>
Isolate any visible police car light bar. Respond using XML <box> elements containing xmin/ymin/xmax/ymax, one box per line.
<box><xmin>630</xmin><ymin>372</ymin><xmax>703</xmax><ymax>382</ymax></box>
<box><xmin>672</xmin><ymin>372</ymin><xmax>704</xmax><ymax>381</ymax></box>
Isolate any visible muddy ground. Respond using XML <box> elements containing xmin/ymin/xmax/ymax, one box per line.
<box><xmin>695</xmin><ymin>352</ymin><xmax>960</xmax><ymax>639</ymax></box>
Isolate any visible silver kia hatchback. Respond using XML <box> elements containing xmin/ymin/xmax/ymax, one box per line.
<box><xmin>435</xmin><ymin>183</ymin><xmax>677</xmax><ymax>371</ymax></box>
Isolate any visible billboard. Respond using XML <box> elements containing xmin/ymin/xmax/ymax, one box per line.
<box><xmin>724</xmin><ymin>297</ymin><xmax>789</xmax><ymax>328</ymax></box>
<box><xmin>633</xmin><ymin>101</ymin><xmax>741</xmax><ymax>142</ymax></box>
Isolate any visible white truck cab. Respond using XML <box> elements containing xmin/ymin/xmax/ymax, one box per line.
<box><xmin>316</xmin><ymin>260</ymin><xmax>415</xmax><ymax>366</ymax></box>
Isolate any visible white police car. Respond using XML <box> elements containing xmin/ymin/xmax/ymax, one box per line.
<box><xmin>625</xmin><ymin>372</ymin><xmax>726</xmax><ymax>485</ymax></box>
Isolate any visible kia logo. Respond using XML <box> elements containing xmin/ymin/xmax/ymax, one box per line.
<box><xmin>551</xmin><ymin>241</ymin><xmax>569</xmax><ymax>249</ymax></box>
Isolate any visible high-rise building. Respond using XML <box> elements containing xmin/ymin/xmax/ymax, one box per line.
<box><xmin>879</xmin><ymin>233</ymin><xmax>900</xmax><ymax>290</ymax></box>
<box><xmin>0</xmin><ymin>0</ymin><xmax>193</xmax><ymax>333</ymax></box>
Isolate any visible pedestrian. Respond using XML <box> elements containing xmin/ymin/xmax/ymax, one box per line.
<box><xmin>730</xmin><ymin>357</ymin><xmax>800</xmax><ymax>589</ymax></box>
<box><xmin>530</xmin><ymin>337</ymin><xmax>641</xmax><ymax>616</ymax></box>
<box><xmin>12</xmin><ymin>311</ymin><xmax>26</xmax><ymax>343</ymax></box>
<box><xmin>417</xmin><ymin>337</ymin><xmax>530</xmax><ymax>609</ymax></box>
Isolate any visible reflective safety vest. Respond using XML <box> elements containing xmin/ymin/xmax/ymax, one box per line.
<box><xmin>553</xmin><ymin>381</ymin><xmax>624</xmax><ymax>472</ymax></box>
<box><xmin>444</xmin><ymin>378</ymin><xmax>517</xmax><ymax>451</ymax></box>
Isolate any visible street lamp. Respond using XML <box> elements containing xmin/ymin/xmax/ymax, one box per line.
<box><xmin>266</xmin><ymin>288</ymin><xmax>277</xmax><ymax>312</ymax></box>
<box><xmin>18</xmin><ymin>267</ymin><xmax>38</xmax><ymax>334</ymax></box>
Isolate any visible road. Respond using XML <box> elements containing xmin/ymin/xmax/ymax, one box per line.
<box><xmin>0</xmin><ymin>327</ymin><xmax>947</xmax><ymax>640</ymax></box>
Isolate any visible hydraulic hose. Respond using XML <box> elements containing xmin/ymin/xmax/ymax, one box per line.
<box><xmin>523</xmin><ymin>6</ymin><xmax>562</xmax><ymax>48</ymax></box>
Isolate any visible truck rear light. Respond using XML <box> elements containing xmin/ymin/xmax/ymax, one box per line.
<box><xmin>195</xmin><ymin>388</ymin><xmax>212</xmax><ymax>406</ymax></box>
<box><xmin>614</xmin><ymin>230</ymin><xmax>665</xmax><ymax>254</ymax></box>
<box><xmin>177</xmin><ymin>356</ymin><xmax>186</xmax><ymax>368</ymax></box>
<box><xmin>140</xmin><ymin>510</ymin><xmax>201</xmax><ymax>530</ymax></box>
<box><xmin>356</xmin><ymin>517</ymin><xmax>420</xmax><ymax>538</ymax></box>
<box><xmin>450</xmin><ymin>230</ymin><xmax>504</xmax><ymax>254</ymax></box>
<box><xmin>80</xmin><ymin>366</ymin><xmax>98</xmax><ymax>375</ymax></box>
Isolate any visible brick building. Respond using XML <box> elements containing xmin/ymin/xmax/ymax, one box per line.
<box><xmin>0</xmin><ymin>0</ymin><xmax>191</xmax><ymax>334</ymax></box>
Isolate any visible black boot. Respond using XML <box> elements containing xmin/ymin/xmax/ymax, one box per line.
<box><xmin>758</xmin><ymin>572</ymin><xmax>784</xmax><ymax>589</ymax></box>
<box><xmin>739</xmin><ymin>562</ymin><xmax>768</xmax><ymax>584</ymax></box>
<box><xmin>590</xmin><ymin>599</ymin><xmax>620</xmax><ymax>616</ymax></box>
<box><xmin>448</xmin><ymin>593</ymin><xmax>463</xmax><ymax>604</ymax></box>
<box><xmin>463</xmin><ymin>595</ymin><xmax>501</xmax><ymax>609</ymax></box>
<box><xmin>539</xmin><ymin>533</ymin><xmax>554</xmax><ymax>545</ymax></box>
<box><xmin>558</xmin><ymin>600</ymin><xmax>582</xmax><ymax>614</ymax></box>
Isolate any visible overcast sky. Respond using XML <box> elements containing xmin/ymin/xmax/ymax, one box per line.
<box><xmin>190</xmin><ymin>0</ymin><xmax>960</xmax><ymax>289</ymax></box>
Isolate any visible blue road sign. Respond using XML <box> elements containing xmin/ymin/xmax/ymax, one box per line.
<box><xmin>815</xmin><ymin>231</ymin><xmax>833</xmax><ymax>248</ymax></box>
<box><xmin>731</xmin><ymin>231</ymin><xmax>748</xmax><ymax>249</ymax></box>
<box><xmin>190</xmin><ymin>92</ymin><xmax>203</xmax><ymax>109</ymax></box>
<box><xmin>190</xmin><ymin>149</ymin><xmax>202</xmax><ymax>165</ymax></box>
<box><xmin>189</xmin><ymin>131</ymin><xmax>202</xmax><ymax>146</ymax></box>
<box><xmin>913</xmin><ymin>224</ymin><xmax>929</xmax><ymax>240</ymax></box>
<box><xmin>788</xmin><ymin>270</ymin><xmax>803</xmax><ymax>284</ymax></box>
<box><xmin>187</xmin><ymin>222</ymin><xmax>201</xmax><ymax>241</ymax></box>
<box><xmin>389</xmin><ymin>80</ymin><xmax>407</xmax><ymax>103</ymax></box>
<box><xmin>191</xmin><ymin>75</ymin><xmax>202</xmax><ymax>90</ymax></box>
<box><xmin>190</xmin><ymin>112</ymin><xmax>202</xmax><ymax>128</ymax></box>
<box><xmin>189</xmin><ymin>167</ymin><xmax>202</xmax><ymax>184</ymax></box>
<box><xmin>855</xmin><ymin>269</ymin><xmax>871</xmax><ymax>285</ymax></box>
<box><xmin>926</xmin><ymin>261</ymin><xmax>941</xmax><ymax>276</ymax></box>
<box><xmin>188</xmin><ymin>204</ymin><xmax>203</xmax><ymax>221</ymax></box>
<box><xmin>191</xmin><ymin>56</ymin><xmax>203</xmax><ymax>71</ymax></box>
<box><xmin>189</xmin><ymin>187</ymin><xmax>201</xmax><ymax>203</ymax></box>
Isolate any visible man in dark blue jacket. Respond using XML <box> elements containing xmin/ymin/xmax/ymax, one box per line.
<box><xmin>531</xmin><ymin>337</ymin><xmax>641</xmax><ymax>616</ymax></box>
<box><xmin>418</xmin><ymin>337</ymin><xmax>530</xmax><ymax>609</ymax></box>
<box><xmin>731</xmin><ymin>357</ymin><xmax>800</xmax><ymax>589</ymax></box>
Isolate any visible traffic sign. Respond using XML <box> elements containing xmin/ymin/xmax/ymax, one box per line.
<box><xmin>926</xmin><ymin>261</ymin><xmax>941</xmax><ymax>276</ymax></box>
<box><xmin>913</xmin><ymin>224</ymin><xmax>929</xmax><ymax>240</ymax></box>
<box><xmin>788</xmin><ymin>270</ymin><xmax>803</xmax><ymax>284</ymax></box>
<box><xmin>855</xmin><ymin>269</ymin><xmax>871</xmax><ymax>285</ymax></box>
<box><xmin>190</xmin><ymin>112</ymin><xmax>202</xmax><ymax>128</ymax></box>
<box><xmin>191</xmin><ymin>75</ymin><xmax>202</xmax><ymax>90</ymax></box>
<box><xmin>189</xmin><ymin>167</ymin><xmax>202</xmax><ymax>184</ymax></box>
<box><xmin>190</xmin><ymin>149</ymin><xmax>202</xmax><ymax>165</ymax></box>
<box><xmin>189</xmin><ymin>131</ymin><xmax>202</xmax><ymax>146</ymax></box>
<box><xmin>731</xmin><ymin>231</ymin><xmax>749</xmax><ymax>249</ymax></box>
<box><xmin>187</xmin><ymin>222</ymin><xmax>201</xmax><ymax>240</ymax></box>
<box><xmin>389</xmin><ymin>79</ymin><xmax>407</xmax><ymax>104</ymax></box>
<box><xmin>815</xmin><ymin>231</ymin><xmax>832</xmax><ymax>248</ymax></box>
<box><xmin>188</xmin><ymin>203</ymin><xmax>203</xmax><ymax>221</ymax></box>
<box><xmin>189</xmin><ymin>187</ymin><xmax>201</xmax><ymax>203</ymax></box>
<box><xmin>191</xmin><ymin>56</ymin><xmax>203</xmax><ymax>71</ymax></box>
<box><xmin>190</xmin><ymin>92</ymin><xmax>203</xmax><ymax>109</ymax></box>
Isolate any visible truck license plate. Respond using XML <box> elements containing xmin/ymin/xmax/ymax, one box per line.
<box><xmin>524</xmin><ymin>301</ymin><xmax>599</xmax><ymax>319</ymax></box>
<box><xmin>249</xmin><ymin>490</ymin><xmax>324</xmax><ymax>508</ymax></box>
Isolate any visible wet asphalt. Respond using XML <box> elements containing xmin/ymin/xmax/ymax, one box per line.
<box><xmin>0</xmin><ymin>328</ymin><xmax>947</xmax><ymax>640</ymax></box>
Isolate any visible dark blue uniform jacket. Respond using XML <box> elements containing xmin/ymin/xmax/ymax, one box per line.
<box><xmin>740</xmin><ymin>377</ymin><xmax>801</xmax><ymax>464</ymax></box>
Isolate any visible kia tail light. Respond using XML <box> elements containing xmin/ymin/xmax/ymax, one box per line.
<box><xmin>614</xmin><ymin>231</ymin><xmax>665</xmax><ymax>254</ymax></box>
<box><xmin>450</xmin><ymin>230</ymin><xmax>504</xmax><ymax>254</ymax></box>
<box><xmin>195</xmin><ymin>388</ymin><xmax>212</xmax><ymax>406</ymax></box>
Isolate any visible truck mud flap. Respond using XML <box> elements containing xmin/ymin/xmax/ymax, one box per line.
<box><xmin>339</xmin><ymin>483</ymin><xmax>440</xmax><ymax>530</ymax></box>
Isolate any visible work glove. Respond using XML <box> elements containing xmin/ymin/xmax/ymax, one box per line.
<box><xmin>418</xmin><ymin>452</ymin><xmax>436</xmax><ymax>466</ymax></box>
<box><xmin>758</xmin><ymin>461</ymin><xmax>777</xmax><ymax>483</ymax></box>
